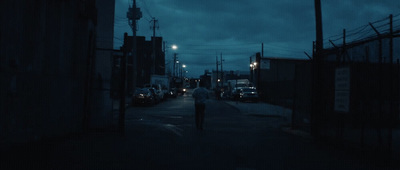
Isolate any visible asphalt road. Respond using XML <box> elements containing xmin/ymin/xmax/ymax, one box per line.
<box><xmin>1</xmin><ymin>89</ymin><xmax>397</xmax><ymax>169</ymax></box>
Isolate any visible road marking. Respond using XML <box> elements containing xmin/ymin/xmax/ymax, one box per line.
<box><xmin>162</xmin><ymin>124</ymin><xmax>183</xmax><ymax>137</ymax></box>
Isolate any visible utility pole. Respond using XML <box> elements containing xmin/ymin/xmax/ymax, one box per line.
<box><xmin>173</xmin><ymin>53</ymin><xmax>177</xmax><ymax>77</ymax></box>
<box><xmin>250</xmin><ymin>56</ymin><xmax>253</xmax><ymax>83</ymax></box>
<box><xmin>262</xmin><ymin>43</ymin><xmax>264</xmax><ymax>57</ymax></box>
<box><xmin>220</xmin><ymin>53</ymin><xmax>223</xmax><ymax>87</ymax></box>
<box><xmin>127</xmin><ymin>0</ymin><xmax>141</xmax><ymax>93</ymax></box>
<box><xmin>180</xmin><ymin>62</ymin><xmax>182</xmax><ymax>79</ymax></box>
<box><xmin>163</xmin><ymin>41</ymin><xmax>166</xmax><ymax>53</ymax></box>
<box><xmin>119</xmin><ymin>33</ymin><xmax>128</xmax><ymax>134</ymax></box>
<box><xmin>216</xmin><ymin>54</ymin><xmax>219</xmax><ymax>89</ymax></box>
<box><xmin>314</xmin><ymin>0</ymin><xmax>323</xmax><ymax>52</ymax></box>
<box><xmin>150</xmin><ymin>17</ymin><xmax>159</xmax><ymax>75</ymax></box>
<box><xmin>312</xmin><ymin>0</ymin><xmax>323</xmax><ymax>137</ymax></box>
<box><xmin>256</xmin><ymin>52</ymin><xmax>261</xmax><ymax>89</ymax></box>
<box><xmin>124</xmin><ymin>0</ymin><xmax>142</xmax><ymax>133</ymax></box>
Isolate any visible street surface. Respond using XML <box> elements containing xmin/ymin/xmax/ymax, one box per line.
<box><xmin>1</xmin><ymin>89</ymin><xmax>397</xmax><ymax>169</ymax></box>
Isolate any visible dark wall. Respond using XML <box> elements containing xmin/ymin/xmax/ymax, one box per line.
<box><xmin>292</xmin><ymin>63</ymin><xmax>312</xmax><ymax>131</ymax></box>
<box><xmin>0</xmin><ymin>0</ymin><xmax>97</xmax><ymax>144</ymax></box>
<box><xmin>258</xmin><ymin>58</ymin><xmax>308</xmax><ymax>108</ymax></box>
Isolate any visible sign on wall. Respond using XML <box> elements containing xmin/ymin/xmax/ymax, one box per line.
<box><xmin>334</xmin><ymin>67</ymin><xmax>350</xmax><ymax>112</ymax></box>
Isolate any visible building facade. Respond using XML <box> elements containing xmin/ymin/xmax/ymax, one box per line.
<box><xmin>122</xmin><ymin>35</ymin><xmax>165</xmax><ymax>92</ymax></box>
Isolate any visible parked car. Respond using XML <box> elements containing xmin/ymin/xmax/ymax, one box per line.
<box><xmin>239</xmin><ymin>87</ymin><xmax>258</xmax><ymax>102</ymax></box>
<box><xmin>132</xmin><ymin>88</ymin><xmax>155</xmax><ymax>106</ymax></box>
<box><xmin>144</xmin><ymin>84</ymin><xmax>164</xmax><ymax>101</ymax></box>
<box><xmin>148</xmin><ymin>87</ymin><xmax>161</xmax><ymax>103</ymax></box>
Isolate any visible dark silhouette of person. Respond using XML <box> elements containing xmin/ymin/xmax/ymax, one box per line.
<box><xmin>192</xmin><ymin>81</ymin><xmax>209</xmax><ymax>130</ymax></box>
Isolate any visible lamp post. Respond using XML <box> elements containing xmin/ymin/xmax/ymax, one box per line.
<box><xmin>250</xmin><ymin>61</ymin><xmax>257</xmax><ymax>87</ymax></box>
<box><xmin>182</xmin><ymin>64</ymin><xmax>186</xmax><ymax>79</ymax></box>
<box><xmin>250</xmin><ymin>63</ymin><xmax>254</xmax><ymax>84</ymax></box>
<box><xmin>170</xmin><ymin>44</ymin><xmax>178</xmax><ymax>77</ymax></box>
<box><xmin>176</xmin><ymin>60</ymin><xmax>180</xmax><ymax>78</ymax></box>
<box><xmin>253</xmin><ymin>62</ymin><xmax>257</xmax><ymax>88</ymax></box>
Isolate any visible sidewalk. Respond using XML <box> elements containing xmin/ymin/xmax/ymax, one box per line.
<box><xmin>224</xmin><ymin>100</ymin><xmax>292</xmax><ymax>122</ymax></box>
<box><xmin>224</xmin><ymin>100</ymin><xmax>313</xmax><ymax>138</ymax></box>
<box><xmin>224</xmin><ymin>99</ymin><xmax>400</xmax><ymax>164</ymax></box>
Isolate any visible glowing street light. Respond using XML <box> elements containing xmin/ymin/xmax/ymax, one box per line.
<box><xmin>172</xmin><ymin>44</ymin><xmax>178</xmax><ymax>50</ymax></box>
<box><xmin>170</xmin><ymin>44</ymin><xmax>178</xmax><ymax>77</ymax></box>
<box><xmin>182</xmin><ymin>64</ymin><xmax>186</xmax><ymax>68</ymax></box>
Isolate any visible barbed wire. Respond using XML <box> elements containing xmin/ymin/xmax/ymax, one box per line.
<box><xmin>324</xmin><ymin>13</ymin><xmax>400</xmax><ymax>49</ymax></box>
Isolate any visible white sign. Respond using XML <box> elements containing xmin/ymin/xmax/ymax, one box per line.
<box><xmin>260</xmin><ymin>59</ymin><xmax>270</xmax><ymax>70</ymax></box>
<box><xmin>334</xmin><ymin>67</ymin><xmax>350</xmax><ymax>112</ymax></box>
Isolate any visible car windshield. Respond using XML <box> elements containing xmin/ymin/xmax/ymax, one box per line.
<box><xmin>135</xmin><ymin>88</ymin><xmax>149</xmax><ymax>94</ymax></box>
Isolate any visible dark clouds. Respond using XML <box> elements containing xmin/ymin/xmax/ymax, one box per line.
<box><xmin>114</xmin><ymin>0</ymin><xmax>400</xmax><ymax>77</ymax></box>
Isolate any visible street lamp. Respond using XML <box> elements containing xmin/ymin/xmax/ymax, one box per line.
<box><xmin>169</xmin><ymin>44</ymin><xmax>178</xmax><ymax>77</ymax></box>
<box><xmin>180</xmin><ymin>64</ymin><xmax>186</xmax><ymax>79</ymax></box>
<box><xmin>171</xmin><ymin>44</ymin><xmax>178</xmax><ymax>50</ymax></box>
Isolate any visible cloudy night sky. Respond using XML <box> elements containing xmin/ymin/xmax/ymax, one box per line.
<box><xmin>113</xmin><ymin>0</ymin><xmax>400</xmax><ymax>78</ymax></box>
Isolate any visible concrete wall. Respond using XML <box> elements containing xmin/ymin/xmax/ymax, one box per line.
<box><xmin>0</xmin><ymin>0</ymin><xmax>96</xmax><ymax>145</ymax></box>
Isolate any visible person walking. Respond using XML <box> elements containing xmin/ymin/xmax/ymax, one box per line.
<box><xmin>192</xmin><ymin>81</ymin><xmax>209</xmax><ymax>130</ymax></box>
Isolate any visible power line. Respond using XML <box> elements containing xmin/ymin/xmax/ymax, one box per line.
<box><xmin>138</xmin><ymin>0</ymin><xmax>153</xmax><ymax>19</ymax></box>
